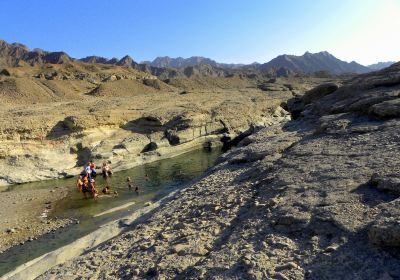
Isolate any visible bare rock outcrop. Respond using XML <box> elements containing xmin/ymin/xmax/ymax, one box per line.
<box><xmin>0</xmin><ymin>84</ymin><xmax>292</xmax><ymax>185</ymax></box>
<box><xmin>287</xmin><ymin>82</ymin><xmax>339</xmax><ymax>118</ymax></box>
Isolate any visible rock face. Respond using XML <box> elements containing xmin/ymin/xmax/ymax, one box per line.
<box><xmin>32</xmin><ymin>63</ymin><xmax>400</xmax><ymax>279</ymax></box>
<box><xmin>0</xmin><ymin>90</ymin><xmax>290</xmax><ymax>185</ymax></box>
<box><xmin>287</xmin><ymin>82</ymin><xmax>340</xmax><ymax>119</ymax></box>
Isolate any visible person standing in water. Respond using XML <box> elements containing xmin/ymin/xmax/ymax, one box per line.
<box><xmin>85</xmin><ymin>162</ymin><xmax>92</xmax><ymax>179</ymax></box>
<box><xmin>89</xmin><ymin>160</ymin><xmax>97</xmax><ymax>177</ymax></box>
<box><xmin>81</xmin><ymin>174</ymin><xmax>90</xmax><ymax>199</ymax></box>
<box><xmin>102</xmin><ymin>161</ymin><xmax>113</xmax><ymax>179</ymax></box>
<box><xmin>76</xmin><ymin>175</ymin><xmax>83</xmax><ymax>192</ymax></box>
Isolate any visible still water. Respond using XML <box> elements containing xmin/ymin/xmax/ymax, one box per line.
<box><xmin>0</xmin><ymin>148</ymin><xmax>222</xmax><ymax>276</ymax></box>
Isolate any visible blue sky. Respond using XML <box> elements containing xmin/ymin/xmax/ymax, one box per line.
<box><xmin>0</xmin><ymin>0</ymin><xmax>399</xmax><ymax>65</ymax></box>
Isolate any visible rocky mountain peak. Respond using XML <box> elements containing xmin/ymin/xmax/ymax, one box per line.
<box><xmin>42</xmin><ymin>52</ymin><xmax>71</xmax><ymax>64</ymax></box>
<box><xmin>117</xmin><ymin>55</ymin><xmax>135</xmax><ymax>67</ymax></box>
<box><xmin>80</xmin><ymin>55</ymin><xmax>109</xmax><ymax>64</ymax></box>
<box><xmin>11</xmin><ymin>42</ymin><xmax>29</xmax><ymax>50</ymax></box>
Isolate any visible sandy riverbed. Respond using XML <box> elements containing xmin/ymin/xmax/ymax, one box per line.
<box><xmin>0</xmin><ymin>186</ymin><xmax>73</xmax><ymax>253</ymax></box>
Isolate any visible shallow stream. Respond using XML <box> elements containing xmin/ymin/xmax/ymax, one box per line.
<box><xmin>0</xmin><ymin>148</ymin><xmax>222</xmax><ymax>276</ymax></box>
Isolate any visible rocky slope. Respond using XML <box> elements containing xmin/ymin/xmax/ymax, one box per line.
<box><xmin>33</xmin><ymin>63</ymin><xmax>400</xmax><ymax>280</ymax></box>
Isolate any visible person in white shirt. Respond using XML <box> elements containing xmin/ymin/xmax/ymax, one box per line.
<box><xmin>85</xmin><ymin>162</ymin><xmax>92</xmax><ymax>177</ymax></box>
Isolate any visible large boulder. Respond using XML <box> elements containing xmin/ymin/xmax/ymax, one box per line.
<box><xmin>286</xmin><ymin>97</ymin><xmax>304</xmax><ymax>119</ymax></box>
<box><xmin>287</xmin><ymin>83</ymin><xmax>339</xmax><ymax>119</ymax></box>
<box><xmin>302</xmin><ymin>82</ymin><xmax>339</xmax><ymax>105</ymax></box>
<box><xmin>369</xmin><ymin>99</ymin><xmax>400</xmax><ymax>118</ymax></box>
<box><xmin>63</xmin><ymin>116</ymin><xmax>85</xmax><ymax>132</ymax></box>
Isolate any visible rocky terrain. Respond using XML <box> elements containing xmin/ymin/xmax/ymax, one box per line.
<box><xmin>23</xmin><ymin>63</ymin><xmax>400</xmax><ymax>279</ymax></box>
<box><xmin>2</xmin><ymin>38</ymin><xmax>399</xmax><ymax>279</ymax></box>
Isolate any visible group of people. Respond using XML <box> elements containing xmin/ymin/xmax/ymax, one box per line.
<box><xmin>76</xmin><ymin>160</ymin><xmax>140</xmax><ymax>199</ymax></box>
<box><xmin>76</xmin><ymin>160</ymin><xmax>113</xmax><ymax>199</ymax></box>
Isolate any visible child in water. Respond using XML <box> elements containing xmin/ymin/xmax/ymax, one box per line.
<box><xmin>127</xmin><ymin>177</ymin><xmax>139</xmax><ymax>194</ymax></box>
<box><xmin>102</xmin><ymin>185</ymin><xmax>111</xmax><ymax>194</ymax></box>
<box><xmin>89</xmin><ymin>178</ymin><xmax>98</xmax><ymax>199</ymax></box>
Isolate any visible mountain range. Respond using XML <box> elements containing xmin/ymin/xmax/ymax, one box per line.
<box><xmin>143</xmin><ymin>52</ymin><xmax>373</xmax><ymax>74</ymax></box>
<box><xmin>0</xmin><ymin>39</ymin><xmax>397</xmax><ymax>76</ymax></box>
<box><xmin>367</xmin><ymin>61</ymin><xmax>396</xmax><ymax>70</ymax></box>
<box><xmin>256</xmin><ymin>51</ymin><xmax>371</xmax><ymax>74</ymax></box>
<box><xmin>142</xmin><ymin>56</ymin><xmax>245</xmax><ymax>69</ymax></box>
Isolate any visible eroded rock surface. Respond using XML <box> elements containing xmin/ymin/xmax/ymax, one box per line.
<box><xmin>0</xmin><ymin>87</ymin><xmax>294</xmax><ymax>185</ymax></box>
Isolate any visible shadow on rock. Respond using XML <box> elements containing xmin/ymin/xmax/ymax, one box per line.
<box><xmin>351</xmin><ymin>182</ymin><xmax>398</xmax><ymax>208</ymax></box>
<box><xmin>46</xmin><ymin>120</ymin><xmax>73</xmax><ymax>140</ymax></box>
<box><xmin>74</xmin><ymin>143</ymin><xmax>92</xmax><ymax>167</ymax></box>
<box><xmin>122</xmin><ymin>116</ymin><xmax>166</xmax><ymax>134</ymax></box>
